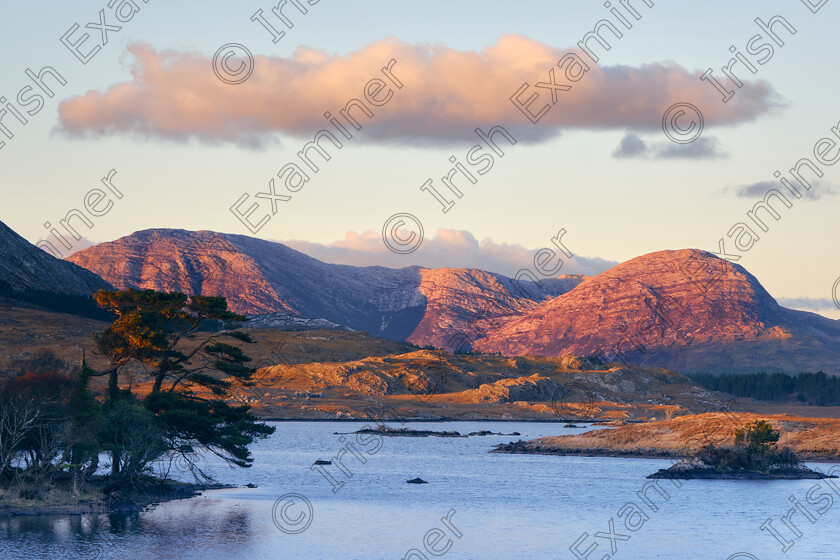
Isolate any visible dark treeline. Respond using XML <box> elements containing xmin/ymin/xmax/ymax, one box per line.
<box><xmin>0</xmin><ymin>279</ymin><xmax>116</xmax><ymax>321</ymax></box>
<box><xmin>690</xmin><ymin>371</ymin><xmax>840</xmax><ymax>406</ymax></box>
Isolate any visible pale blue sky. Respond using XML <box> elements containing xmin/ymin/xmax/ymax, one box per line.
<box><xmin>1</xmin><ymin>0</ymin><xmax>838</xmax><ymax>317</ymax></box>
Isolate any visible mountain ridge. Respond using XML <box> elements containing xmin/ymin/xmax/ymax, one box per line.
<box><xmin>61</xmin><ymin>228</ymin><xmax>840</xmax><ymax>373</ymax></box>
<box><xmin>66</xmin><ymin>228</ymin><xmax>576</xmax><ymax>342</ymax></box>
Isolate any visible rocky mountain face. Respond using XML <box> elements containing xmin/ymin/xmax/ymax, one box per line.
<box><xmin>474</xmin><ymin>249</ymin><xmax>840</xmax><ymax>373</ymax></box>
<box><xmin>408</xmin><ymin>268</ymin><xmax>584</xmax><ymax>350</ymax></box>
<box><xmin>67</xmin><ymin>229</ymin><xmax>577</xmax><ymax>342</ymax></box>
<box><xmin>0</xmin><ymin>220</ymin><xmax>110</xmax><ymax>297</ymax></box>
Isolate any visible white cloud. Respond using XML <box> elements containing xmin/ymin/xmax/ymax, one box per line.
<box><xmin>281</xmin><ymin>229</ymin><xmax>615</xmax><ymax>277</ymax></box>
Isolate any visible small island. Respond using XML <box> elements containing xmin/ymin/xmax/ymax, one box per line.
<box><xmin>338</xmin><ymin>426</ymin><xmax>520</xmax><ymax>438</ymax></box>
<box><xmin>648</xmin><ymin>420</ymin><xmax>837</xmax><ymax>480</ymax></box>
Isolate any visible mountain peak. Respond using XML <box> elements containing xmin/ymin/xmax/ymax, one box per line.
<box><xmin>473</xmin><ymin>247</ymin><xmax>838</xmax><ymax>373</ymax></box>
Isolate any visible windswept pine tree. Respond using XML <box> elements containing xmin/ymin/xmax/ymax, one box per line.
<box><xmin>0</xmin><ymin>289</ymin><xmax>275</xmax><ymax>504</ymax></box>
<box><xmin>90</xmin><ymin>289</ymin><xmax>275</xmax><ymax>482</ymax></box>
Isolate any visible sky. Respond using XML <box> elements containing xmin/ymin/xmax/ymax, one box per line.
<box><xmin>1</xmin><ymin>0</ymin><xmax>838</xmax><ymax>318</ymax></box>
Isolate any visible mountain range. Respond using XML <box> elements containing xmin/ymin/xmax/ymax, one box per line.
<box><xmin>65</xmin><ymin>229</ymin><xmax>580</xmax><ymax>342</ymax></box>
<box><xmin>2</xmin><ymin>222</ymin><xmax>838</xmax><ymax>374</ymax></box>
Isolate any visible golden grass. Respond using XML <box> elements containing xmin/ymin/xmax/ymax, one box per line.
<box><xmin>525</xmin><ymin>412</ymin><xmax>840</xmax><ymax>460</ymax></box>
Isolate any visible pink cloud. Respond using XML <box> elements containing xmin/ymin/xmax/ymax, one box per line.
<box><xmin>57</xmin><ymin>36</ymin><xmax>781</xmax><ymax>146</ymax></box>
<box><xmin>281</xmin><ymin>229</ymin><xmax>615</xmax><ymax>277</ymax></box>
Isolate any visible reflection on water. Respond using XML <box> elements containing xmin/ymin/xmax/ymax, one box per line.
<box><xmin>2</xmin><ymin>422</ymin><xmax>839</xmax><ymax>560</ymax></box>
<box><xmin>0</xmin><ymin>500</ymin><xmax>252</xmax><ymax>560</ymax></box>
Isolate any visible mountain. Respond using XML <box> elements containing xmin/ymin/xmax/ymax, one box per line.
<box><xmin>67</xmin><ymin>229</ymin><xmax>578</xmax><ymax>342</ymax></box>
<box><xmin>408</xmin><ymin>268</ymin><xmax>583</xmax><ymax>350</ymax></box>
<box><xmin>0</xmin><ymin>221</ymin><xmax>110</xmax><ymax>298</ymax></box>
<box><xmin>66</xmin><ymin>229</ymin><xmax>840</xmax><ymax>373</ymax></box>
<box><xmin>473</xmin><ymin>249</ymin><xmax>840</xmax><ymax>373</ymax></box>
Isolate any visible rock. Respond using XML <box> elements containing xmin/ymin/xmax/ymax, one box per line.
<box><xmin>245</xmin><ymin>483</ymin><xmax>258</xmax><ymax>488</ymax></box>
<box><xmin>406</xmin><ymin>478</ymin><xmax>428</xmax><ymax>484</ymax></box>
<box><xmin>461</xmin><ymin>375</ymin><xmax>561</xmax><ymax>404</ymax></box>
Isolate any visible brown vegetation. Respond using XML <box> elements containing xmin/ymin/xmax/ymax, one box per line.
<box><xmin>493</xmin><ymin>412</ymin><xmax>840</xmax><ymax>461</ymax></box>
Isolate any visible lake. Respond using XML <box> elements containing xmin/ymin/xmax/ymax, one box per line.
<box><xmin>2</xmin><ymin>421</ymin><xmax>838</xmax><ymax>560</ymax></box>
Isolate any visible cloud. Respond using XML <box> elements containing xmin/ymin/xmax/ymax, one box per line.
<box><xmin>280</xmin><ymin>229</ymin><xmax>616</xmax><ymax>278</ymax></box>
<box><xmin>57</xmin><ymin>37</ymin><xmax>782</xmax><ymax>147</ymax></box>
<box><xmin>732</xmin><ymin>181</ymin><xmax>777</xmax><ymax>198</ymax></box>
<box><xmin>728</xmin><ymin>180</ymin><xmax>839</xmax><ymax>200</ymax></box>
<box><xmin>612</xmin><ymin>133</ymin><xmax>647</xmax><ymax>158</ymax></box>
<box><xmin>612</xmin><ymin>133</ymin><xmax>727</xmax><ymax>159</ymax></box>
<box><xmin>802</xmin><ymin>184</ymin><xmax>838</xmax><ymax>200</ymax></box>
<box><xmin>34</xmin><ymin>236</ymin><xmax>97</xmax><ymax>258</ymax></box>
<box><xmin>777</xmin><ymin>297</ymin><xmax>838</xmax><ymax>312</ymax></box>
<box><xmin>654</xmin><ymin>136</ymin><xmax>727</xmax><ymax>159</ymax></box>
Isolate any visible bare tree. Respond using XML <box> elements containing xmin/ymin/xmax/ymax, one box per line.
<box><xmin>0</xmin><ymin>394</ymin><xmax>40</xmax><ymax>480</ymax></box>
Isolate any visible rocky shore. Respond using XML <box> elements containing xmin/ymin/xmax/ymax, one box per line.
<box><xmin>647</xmin><ymin>460</ymin><xmax>837</xmax><ymax>480</ymax></box>
<box><xmin>0</xmin><ymin>478</ymin><xmax>234</xmax><ymax>517</ymax></box>
<box><xmin>490</xmin><ymin>439</ymin><xmax>677</xmax><ymax>458</ymax></box>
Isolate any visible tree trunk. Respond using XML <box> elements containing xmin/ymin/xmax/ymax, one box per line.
<box><xmin>108</xmin><ymin>370</ymin><xmax>120</xmax><ymax>400</ymax></box>
<box><xmin>111</xmin><ymin>449</ymin><xmax>121</xmax><ymax>478</ymax></box>
<box><xmin>151</xmin><ymin>374</ymin><xmax>164</xmax><ymax>395</ymax></box>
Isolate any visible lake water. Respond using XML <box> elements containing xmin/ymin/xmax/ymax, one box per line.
<box><xmin>2</xmin><ymin>421</ymin><xmax>839</xmax><ymax>560</ymax></box>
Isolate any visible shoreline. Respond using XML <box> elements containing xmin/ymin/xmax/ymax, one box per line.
<box><xmin>490</xmin><ymin>443</ymin><xmax>840</xmax><ymax>463</ymax></box>
<box><xmin>259</xmin><ymin>416</ymin><xmax>621</xmax><ymax>424</ymax></box>
<box><xmin>490</xmin><ymin>443</ymin><xmax>678</xmax><ymax>459</ymax></box>
<box><xmin>0</xmin><ymin>480</ymin><xmax>236</xmax><ymax>518</ymax></box>
<box><xmin>647</xmin><ymin>467</ymin><xmax>838</xmax><ymax>480</ymax></box>
<box><xmin>489</xmin><ymin>412</ymin><xmax>840</xmax><ymax>463</ymax></box>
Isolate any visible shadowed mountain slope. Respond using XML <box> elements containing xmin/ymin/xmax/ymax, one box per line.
<box><xmin>0</xmin><ymin>221</ymin><xmax>110</xmax><ymax>297</ymax></box>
